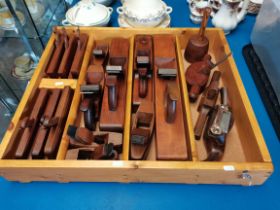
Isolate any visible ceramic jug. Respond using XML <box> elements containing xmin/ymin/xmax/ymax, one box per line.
<box><xmin>212</xmin><ymin>0</ymin><xmax>249</xmax><ymax>34</ymax></box>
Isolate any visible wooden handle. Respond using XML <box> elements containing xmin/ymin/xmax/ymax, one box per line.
<box><xmin>199</xmin><ymin>7</ymin><xmax>211</xmax><ymax>39</ymax></box>
<box><xmin>138</xmin><ymin>68</ymin><xmax>148</xmax><ymax>98</ymax></box>
<box><xmin>75</xmin><ymin>127</ymin><xmax>93</xmax><ymax>145</ymax></box>
<box><xmin>80</xmin><ymin>98</ymin><xmax>95</xmax><ymax>131</ymax></box>
<box><xmin>205</xmin><ymin>141</ymin><xmax>224</xmax><ymax>161</ymax></box>
<box><xmin>106</xmin><ymin>75</ymin><xmax>118</xmax><ymax>111</ymax></box>
<box><xmin>189</xmin><ymin>84</ymin><xmax>201</xmax><ymax>103</ymax></box>
<box><xmin>166</xmin><ymin>82</ymin><xmax>179</xmax><ymax>123</ymax></box>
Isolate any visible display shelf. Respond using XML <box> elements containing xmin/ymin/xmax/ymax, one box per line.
<box><xmin>0</xmin><ymin>0</ymin><xmax>67</xmax><ymax>46</ymax></box>
<box><xmin>0</xmin><ymin>0</ymin><xmax>67</xmax><ymax>141</ymax></box>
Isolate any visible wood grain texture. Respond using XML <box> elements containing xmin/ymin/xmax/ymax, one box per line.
<box><xmin>70</xmin><ymin>34</ymin><xmax>89</xmax><ymax>78</ymax></box>
<box><xmin>0</xmin><ymin>28</ymin><xmax>273</xmax><ymax>185</ymax></box>
<box><xmin>0</xmin><ymin>160</ymin><xmax>272</xmax><ymax>185</ymax></box>
<box><xmin>45</xmin><ymin>33</ymin><xmax>65</xmax><ymax>78</ymax></box>
<box><xmin>153</xmin><ymin>35</ymin><xmax>188</xmax><ymax>160</ymax></box>
<box><xmin>99</xmin><ymin>38</ymin><xmax>130</xmax><ymax>131</ymax></box>
<box><xmin>131</xmin><ymin>35</ymin><xmax>154</xmax><ymax>159</ymax></box>
<box><xmin>14</xmin><ymin>89</ymin><xmax>49</xmax><ymax>159</ymax></box>
<box><xmin>44</xmin><ymin>87</ymin><xmax>73</xmax><ymax>158</ymax></box>
<box><xmin>57</xmin><ymin>35</ymin><xmax>78</xmax><ymax>78</ymax></box>
<box><xmin>30</xmin><ymin>89</ymin><xmax>62</xmax><ymax>158</ymax></box>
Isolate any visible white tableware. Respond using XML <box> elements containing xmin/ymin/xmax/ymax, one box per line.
<box><xmin>62</xmin><ymin>0</ymin><xmax>113</xmax><ymax>26</ymax></box>
<box><xmin>14</xmin><ymin>53</ymin><xmax>31</xmax><ymax>69</ymax></box>
<box><xmin>116</xmin><ymin>0</ymin><xmax>172</xmax><ymax>27</ymax></box>
<box><xmin>26</xmin><ymin>0</ymin><xmax>45</xmax><ymax>21</ymax></box>
<box><xmin>0</xmin><ymin>9</ymin><xmax>25</xmax><ymax>31</ymax></box>
<box><xmin>189</xmin><ymin>0</ymin><xmax>210</xmax><ymax>24</ymax></box>
<box><xmin>209</xmin><ymin>0</ymin><xmax>223</xmax><ymax>12</ymax></box>
<box><xmin>247</xmin><ymin>0</ymin><xmax>263</xmax><ymax>14</ymax></box>
<box><xmin>0</xmin><ymin>0</ymin><xmax>16</xmax><ymax>12</ymax></box>
<box><xmin>118</xmin><ymin>14</ymin><xmax>171</xmax><ymax>28</ymax></box>
<box><xmin>212</xmin><ymin>0</ymin><xmax>250</xmax><ymax>34</ymax></box>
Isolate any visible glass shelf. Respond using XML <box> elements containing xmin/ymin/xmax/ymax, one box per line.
<box><xmin>0</xmin><ymin>0</ymin><xmax>67</xmax><ymax>142</ymax></box>
<box><xmin>0</xmin><ymin>0</ymin><xmax>67</xmax><ymax>46</ymax></box>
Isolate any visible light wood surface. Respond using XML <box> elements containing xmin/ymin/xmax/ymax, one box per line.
<box><xmin>0</xmin><ymin>160</ymin><xmax>272</xmax><ymax>185</ymax></box>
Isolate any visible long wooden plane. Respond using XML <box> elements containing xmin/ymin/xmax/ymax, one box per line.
<box><xmin>30</xmin><ymin>89</ymin><xmax>61</xmax><ymax>158</ymax></box>
<box><xmin>44</xmin><ymin>87</ymin><xmax>73</xmax><ymax>158</ymax></box>
<box><xmin>70</xmin><ymin>29</ymin><xmax>89</xmax><ymax>78</ymax></box>
<box><xmin>45</xmin><ymin>28</ymin><xmax>66</xmax><ymax>78</ymax></box>
<box><xmin>130</xmin><ymin>35</ymin><xmax>155</xmax><ymax>160</ymax></box>
<box><xmin>153</xmin><ymin>35</ymin><xmax>188</xmax><ymax>160</ymax></box>
<box><xmin>15</xmin><ymin>88</ymin><xmax>49</xmax><ymax>159</ymax></box>
<box><xmin>57</xmin><ymin>30</ymin><xmax>78</xmax><ymax>78</ymax></box>
<box><xmin>99</xmin><ymin>38</ymin><xmax>129</xmax><ymax>132</ymax></box>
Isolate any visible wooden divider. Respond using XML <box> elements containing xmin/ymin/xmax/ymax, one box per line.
<box><xmin>122</xmin><ymin>36</ymin><xmax>135</xmax><ymax>160</ymax></box>
<box><xmin>175</xmin><ymin>36</ymin><xmax>198</xmax><ymax>161</ymax></box>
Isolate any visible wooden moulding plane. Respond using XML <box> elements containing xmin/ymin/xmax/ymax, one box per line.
<box><xmin>30</xmin><ymin>89</ymin><xmax>62</xmax><ymax>159</ymax></box>
<box><xmin>3</xmin><ymin>87</ymin><xmax>73</xmax><ymax>159</ymax></box>
<box><xmin>80</xmin><ymin>65</ymin><xmax>104</xmax><ymax>131</ymax></box>
<box><xmin>57</xmin><ymin>28</ymin><xmax>78</xmax><ymax>78</ymax></box>
<box><xmin>45</xmin><ymin>28</ymin><xmax>89</xmax><ymax>79</ymax></box>
<box><xmin>99</xmin><ymin>38</ymin><xmax>130</xmax><ymax>132</ymax></box>
<box><xmin>194</xmin><ymin>71</ymin><xmax>221</xmax><ymax>140</ymax></box>
<box><xmin>130</xmin><ymin>35</ymin><xmax>155</xmax><ymax>160</ymax></box>
<box><xmin>153</xmin><ymin>35</ymin><xmax>188</xmax><ymax>160</ymax></box>
<box><xmin>14</xmin><ymin>88</ymin><xmax>49</xmax><ymax>159</ymax></box>
<box><xmin>44</xmin><ymin>87</ymin><xmax>73</xmax><ymax>158</ymax></box>
<box><xmin>70</xmin><ymin>29</ymin><xmax>89</xmax><ymax>79</ymax></box>
<box><xmin>80</xmin><ymin>41</ymin><xmax>108</xmax><ymax>131</ymax></box>
<box><xmin>66</xmin><ymin>127</ymin><xmax>122</xmax><ymax>160</ymax></box>
<box><xmin>45</xmin><ymin>28</ymin><xmax>66</xmax><ymax>78</ymax></box>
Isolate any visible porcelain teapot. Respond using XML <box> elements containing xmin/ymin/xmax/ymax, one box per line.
<box><xmin>212</xmin><ymin>0</ymin><xmax>249</xmax><ymax>34</ymax></box>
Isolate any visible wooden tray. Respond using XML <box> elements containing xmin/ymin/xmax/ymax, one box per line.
<box><xmin>0</xmin><ymin>27</ymin><xmax>273</xmax><ymax>185</ymax></box>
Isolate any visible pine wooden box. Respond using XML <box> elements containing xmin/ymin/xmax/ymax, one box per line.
<box><xmin>0</xmin><ymin>27</ymin><xmax>273</xmax><ymax>185</ymax></box>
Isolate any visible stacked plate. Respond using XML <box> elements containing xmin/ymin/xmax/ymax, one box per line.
<box><xmin>118</xmin><ymin>14</ymin><xmax>171</xmax><ymax>28</ymax></box>
<box><xmin>0</xmin><ymin>8</ymin><xmax>25</xmax><ymax>31</ymax></box>
<box><xmin>25</xmin><ymin>0</ymin><xmax>45</xmax><ymax>21</ymax></box>
<box><xmin>0</xmin><ymin>0</ymin><xmax>16</xmax><ymax>11</ymax></box>
<box><xmin>247</xmin><ymin>0</ymin><xmax>263</xmax><ymax>14</ymax></box>
<box><xmin>12</xmin><ymin>53</ymin><xmax>35</xmax><ymax>80</ymax></box>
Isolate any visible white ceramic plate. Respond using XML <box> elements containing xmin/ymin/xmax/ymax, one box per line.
<box><xmin>27</xmin><ymin>2</ymin><xmax>45</xmax><ymax>21</ymax></box>
<box><xmin>250</xmin><ymin>0</ymin><xmax>263</xmax><ymax>4</ymax></box>
<box><xmin>118</xmin><ymin>14</ymin><xmax>171</xmax><ymax>28</ymax></box>
<box><xmin>0</xmin><ymin>11</ymin><xmax>26</xmax><ymax>31</ymax></box>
